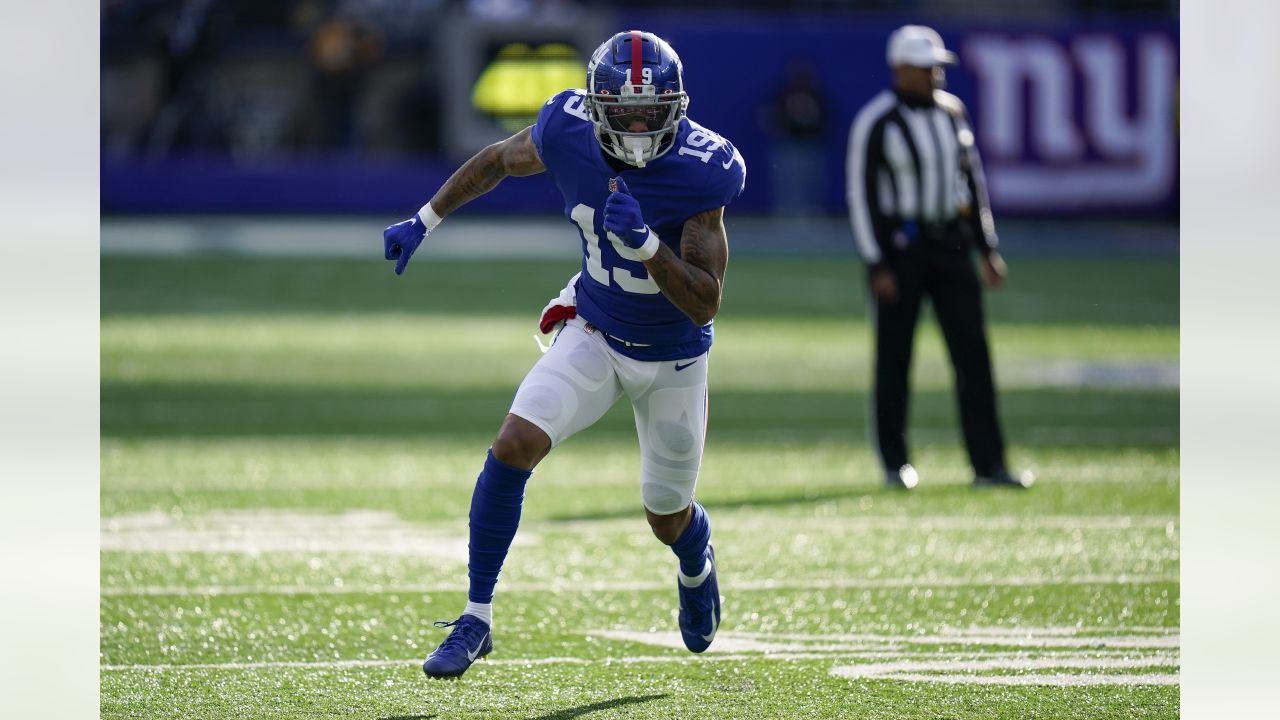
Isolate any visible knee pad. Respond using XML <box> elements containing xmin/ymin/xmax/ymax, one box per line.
<box><xmin>640</xmin><ymin>459</ymin><xmax>697</xmax><ymax>515</ymax></box>
<box><xmin>643</xmin><ymin>389</ymin><xmax>704</xmax><ymax>462</ymax></box>
<box><xmin>510</xmin><ymin>374</ymin><xmax>581</xmax><ymax>446</ymax></box>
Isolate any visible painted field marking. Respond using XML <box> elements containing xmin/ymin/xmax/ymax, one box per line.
<box><xmin>829</xmin><ymin>655</ymin><xmax>1179</xmax><ymax>686</ymax></box>
<box><xmin>100</xmin><ymin>509</ymin><xmax>1177</xmax><ymax>598</ymax></box>
<box><xmin>102</xmin><ymin>511</ymin><xmax>1179</xmax><ymax>541</ymax></box>
<box><xmin>1002</xmin><ymin>360</ymin><xmax>1178</xmax><ymax>389</ymax></box>
<box><xmin>95</xmin><ymin>652</ymin><xmax>952</xmax><ymax>673</ymax></box>
<box><xmin>591</xmin><ymin>627</ymin><xmax>1179</xmax><ymax>655</ymax></box>
<box><xmin>710</xmin><ymin>515</ymin><xmax>1177</xmax><ymax>531</ymax></box>
<box><xmin>100</xmin><ymin>572</ymin><xmax>1178</xmax><ymax>597</ymax></box>
<box><xmin>100</xmin><ymin>510</ymin><xmax>537</xmax><ymax>558</ymax></box>
<box><xmin>102</xmin><ymin>627</ymin><xmax>1180</xmax><ymax>688</ymax></box>
<box><xmin>522</xmin><ymin>514</ymin><xmax>1182</xmax><ymax>535</ymax></box>
<box><xmin>99</xmin><ymin>650</ymin><xmax>1163</xmax><ymax>674</ymax></box>
<box><xmin>590</xmin><ymin>627</ymin><xmax>1179</xmax><ymax>687</ymax></box>
<box><xmin>100</xmin><ymin>509</ymin><xmax>1176</xmax><ymax>564</ymax></box>
<box><xmin>98</xmin><ymin>650</ymin><xmax>1019</xmax><ymax>673</ymax></box>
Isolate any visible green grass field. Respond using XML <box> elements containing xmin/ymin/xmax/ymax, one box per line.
<box><xmin>101</xmin><ymin>251</ymin><xmax>1179</xmax><ymax>718</ymax></box>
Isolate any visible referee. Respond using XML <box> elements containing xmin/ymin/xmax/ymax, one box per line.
<box><xmin>846</xmin><ymin>25</ymin><xmax>1032</xmax><ymax>490</ymax></box>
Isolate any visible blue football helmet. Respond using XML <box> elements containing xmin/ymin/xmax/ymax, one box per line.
<box><xmin>586</xmin><ymin>30</ymin><xmax>688</xmax><ymax>167</ymax></box>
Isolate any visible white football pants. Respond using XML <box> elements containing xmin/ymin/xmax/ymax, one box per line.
<box><xmin>508</xmin><ymin>316</ymin><xmax>709</xmax><ymax>515</ymax></box>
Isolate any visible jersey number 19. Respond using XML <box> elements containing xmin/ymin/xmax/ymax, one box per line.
<box><xmin>570</xmin><ymin>204</ymin><xmax>660</xmax><ymax>295</ymax></box>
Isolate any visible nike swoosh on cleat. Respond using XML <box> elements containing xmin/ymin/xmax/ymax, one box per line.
<box><xmin>675</xmin><ymin>360</ymin><xmax>697</xmax><ymax>371</ymax></box>
<box><xmin>701</xmin><ymin>613</ymin><xmax>718</xmax><ymax>643</ymax></box>
<box><xmin>466</xmin><ymin>632</ymin><xmax>489</xmax><ymax>662</ymax></box>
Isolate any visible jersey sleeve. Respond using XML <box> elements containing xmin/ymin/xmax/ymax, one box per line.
<box><xmin>709</xmin><ymin>143</ymin><xmax>747</xmax><ymax>209</ymax></box>
<box><xmin>531</xmin><ymin>89</ymin><xmax>591</xmax><ymax>164</ymax></box>
<box><xmin>684</xmin><ymin>141</ymin><xmax>745</xmax><ymax>215</ymax></box>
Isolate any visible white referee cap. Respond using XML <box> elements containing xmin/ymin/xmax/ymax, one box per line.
<box><xmin>887</xmin><ymin>25</ymin><xmax>958</xmax><ymax>68</ymax></box>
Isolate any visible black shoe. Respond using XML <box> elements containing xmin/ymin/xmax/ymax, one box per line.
<box><xmin>973</xmin><ymin>468</ymin><xmax>1034</xmax><ymax>489</ymax></box>
<box><xmin>885</xmin><ymin>464</ymin><xmax>919</xmax><ymax>490</ymax></box>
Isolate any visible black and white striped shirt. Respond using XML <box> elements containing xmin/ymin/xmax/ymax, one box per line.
<box><xmin>845</xmin><ymin>88</ymin><xmax>997</xmax><ymax>266</ymax></box>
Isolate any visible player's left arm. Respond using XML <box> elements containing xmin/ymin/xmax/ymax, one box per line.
<box><xmin>603</xmin><ymin>175</ymin><xmax>731</xmax><ymax>327</ymax></box>
<box><xmin>642</xmin><ymin>207</ymin><xmax>728</xmax><ymax>326</ymax></box>
<box><xmin>941</xmin><ymin>94</ymin><xmax>1006</xmax><ymax>288</ymax></box>
<box><xmin>959</xmin><ymin>126</ymin><xmax>1007</xmax><ymax>288</ymax></box>
<box><xmin>946</xmin><ymin>101</ymin><xmax>998</xmax><ymax>248</ymax></box>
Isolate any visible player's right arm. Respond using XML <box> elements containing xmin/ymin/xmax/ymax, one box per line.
<box><xmin>429</xmin><ymin>126</ymin><xmax>545</xmax><ymax>216</ymax></box>
<box><xmin>383</xmin><ymin>126</ymin><xmax>545</xmax><ymax>275</ymax></box>
<box><xmin>846</xmin><ymin>93</ymin><xmax>904</xmax><ymax>303</ymax></box>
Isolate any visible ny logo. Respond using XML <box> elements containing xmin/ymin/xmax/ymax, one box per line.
<box><xmin>964</xmin><ymin>33</ymin><xmax>1177</xmax><ymax>210</ymax></box>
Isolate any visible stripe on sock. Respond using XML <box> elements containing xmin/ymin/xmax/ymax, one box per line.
<box><xmin>678</xmin><ymin>557</ymin><xmax>712</xmax><ymax>587</ymax></box>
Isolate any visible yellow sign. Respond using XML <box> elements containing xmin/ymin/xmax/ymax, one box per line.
<box><xmin>472</xmin><ymin>43</ymin><xmax>586</xmax><ymax>131</ymax></box>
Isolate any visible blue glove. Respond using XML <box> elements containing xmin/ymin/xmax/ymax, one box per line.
<box><xmin>602</xmin><ymin>177</ymin><xmax>652</xmax><ymax>252</ymax></box>
<box><xmin>383</xmin><ymin>213</ymin><xmax>431</xmax><ymax>275</ymax></box>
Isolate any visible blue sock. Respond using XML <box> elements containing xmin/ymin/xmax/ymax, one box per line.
<box><xmin>669</xmin><ymin>502</ymin><xmax>711</xmax><ymax>578</ymax></box>
<box><xmin>467</xmin><ymin>449</ymin><xmax>532</xmax><ymax>604</ymax></box>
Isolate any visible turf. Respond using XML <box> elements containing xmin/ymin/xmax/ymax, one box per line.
<box><xmin>101</xmin><ymin>252</ymin><xmax>1178</xmax><ymax>719</ymax></box>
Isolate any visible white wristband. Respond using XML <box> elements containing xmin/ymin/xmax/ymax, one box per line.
<box><xmin>634</xmin><ymin>227</ymin><xmax>660</xmax><ymax>261</ymax></box>
<box><xmin>417</xmin><ymin>202</ymin><xmax>443</xmax><ymax>231</ymax></box>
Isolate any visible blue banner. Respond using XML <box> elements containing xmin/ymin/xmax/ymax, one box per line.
<box><xmin>619</xmin><ymin>13</ymin><xmax>1178</xmax><ymax>215</ymax></box>
<box><xmin>102</xmin><ymin>14</ymin><xmax>1177</xmax><ymax>217</ymax></box>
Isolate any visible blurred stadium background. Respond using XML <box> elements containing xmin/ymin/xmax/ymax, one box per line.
<box><xmin>101</xmin><ymin>0</ymin><xmax>1177</xmax><ymax>224</ymax></box>
<box><xmin>100</xmin><ymin>1</ymin><xmax>1179</xmax><ymax>717</ymax></box>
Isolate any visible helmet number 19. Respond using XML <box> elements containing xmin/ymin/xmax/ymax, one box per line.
<box><xmin>624</xmin><ymin>67</ymin><xmax>654</xmax><ymax>85</ymax></box>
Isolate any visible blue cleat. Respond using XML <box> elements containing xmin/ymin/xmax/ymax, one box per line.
<box><xmin>677</xmin><ymin>545</ymin><xmax>720</xmax><ymax>653</ymax></box>
<box><xmin>422</xmin><ymin>615</ymin><xmax>492</xmax><ymax>678</ymax></box>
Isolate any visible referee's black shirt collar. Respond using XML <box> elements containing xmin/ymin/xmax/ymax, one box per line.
<box><xmin>894</xmin><ymin>87</ymin><xmax>936</xmax><ymax>109</ymax></box>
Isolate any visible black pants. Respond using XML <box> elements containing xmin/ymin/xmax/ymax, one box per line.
<box><xmin>871</xmin><ymin>238</ymin><xmax>1006</xmax><ymax>476</ymax></box>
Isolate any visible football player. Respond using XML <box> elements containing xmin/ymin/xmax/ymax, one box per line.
<box><xmin>382</xmin><ymin>30</ymin><xmax>746</xmax><ymax>679</ymax></box>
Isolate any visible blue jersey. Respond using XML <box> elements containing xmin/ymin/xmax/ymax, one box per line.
<box><xmin>531</xmin><ymin>89</ymin><xmax>747</xmax><ymax>361</ymax></box>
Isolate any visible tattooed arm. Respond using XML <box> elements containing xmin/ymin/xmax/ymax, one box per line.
<box><xmin>429</xmin><ymin>126</ymin><xmax>545</xmax><ymax>217</ymax></box>
<box><xmin>383</xmin><ymin>126</ymin><xmax>544</xmax><ymax>275</ymax></box>
<box><xmin>643</xmin><ymin>207</ymin><xmax>729</xmax><ymax>326</ymax></box>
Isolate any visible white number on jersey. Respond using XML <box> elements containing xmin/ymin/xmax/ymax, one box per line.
<box><xmin>562</xmin><ymin>93</ymin><xmax>592</xmax><ymax>122</ymax></box>
<box><xmin>677</xmin><ymin>128</ymin><xmax>726</xmax><ymax>163</ymax></box>
<box><xmin>571</xmin><ymin>203</ymin><xmax>660</xmax><ymax>295</ymax></box>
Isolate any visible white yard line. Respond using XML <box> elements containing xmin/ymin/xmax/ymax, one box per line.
<box><xmin>102</xmin><ymin>625</ymin><xmax>1179</xmax><ymax>687</ymax></box>
<box><xmin>102</xmin><ymin>511</ymin><xmax>1180</xmax><ymax>537</ymax></box>
<box><xmin>100</xmin><ymin>572</ymin><xmax>1178</xmax><ymax>597</ymax></box>
<box><xmin>878</xmin><ymin>672</ymin><xmax>1179</xmax><ymax>686</ymax></box>
<box><xmin>709</xmin><ymin>515</ymin><xmax>1177</xmax><ymax>531</ymax></box>
<box><xmin>1017</xmin><ymin>427</ymin><xmax>1177</xmax><ymax>444</ymax></box>
<box><xmin>1001</xmin><ymin>360</ymin><xmax>1178</xmax><ymax>390</ymax></box>
<box><xmin>100</xmin><ymin>509</ymin><xmax>539</xmax><ymax>557</ymax></box>
<box><xmin>758</xmin><ymin>625</ymin><xmax>1178</xmax><ymax>639</ymax></box>
<box><xmin>97</xmin><ymin>652</ymin><xmax>947</xmax><ymax>673</ymax></box>
<box><xmin>100</xmin><ymin>650</ymin><xmax>1175</xmax><ymax>674</ymax></box>
<box><xmin>829</xmin><ymin>655</ymin><xmax>1180</xmax><ymax>686</ymax></box>
<box><xmin>593</xmin><ymin>628</ymin><xmax>1179</xmax><ymax>654</ymax></box>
